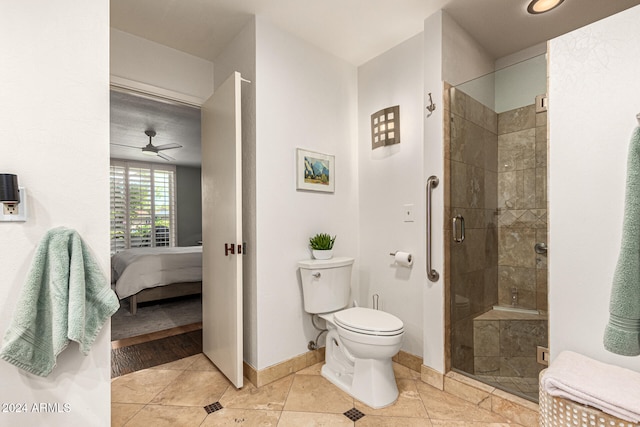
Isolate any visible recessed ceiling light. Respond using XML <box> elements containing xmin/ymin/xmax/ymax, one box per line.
<box><xmin>527</xmin><ymin>0</ymin><xmax>564</xmax><ymax>14</ymax></box>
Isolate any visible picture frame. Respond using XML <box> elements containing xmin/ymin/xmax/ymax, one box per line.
<box><xmin>296</xmin><ymin>148</ymin><xmax>335</xmax><ymax>193</ymax></box>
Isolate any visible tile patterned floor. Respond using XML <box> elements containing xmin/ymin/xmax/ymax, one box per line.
<box><xmin>112</xmin><ymin>354</ymin><xmax>530</xmax><ymax>426</ymax></box>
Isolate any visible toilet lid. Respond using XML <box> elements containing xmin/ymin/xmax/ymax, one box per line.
<box><xmin>334</xmin><ymin>307</ymin><xmax>404</xmax><ymax>336</ymax></box>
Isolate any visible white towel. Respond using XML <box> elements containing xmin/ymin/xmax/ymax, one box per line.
<box><xmin>541</xmin><ymin>351</ymin><xmax>640</xmax><ymax>423</ymax></box>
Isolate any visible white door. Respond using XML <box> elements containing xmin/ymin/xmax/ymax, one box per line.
<box><xmin>201</xmin><ymin>71</ymin><xmax>243</xmax><ymax>388</ymax></box>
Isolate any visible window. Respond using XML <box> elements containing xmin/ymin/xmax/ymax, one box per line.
<box><xmin>110</xmin><ymin>160</ymin><xmax>176</xmax><ymax>254</ymax></box>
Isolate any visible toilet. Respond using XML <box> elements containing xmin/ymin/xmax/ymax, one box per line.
<box><xmin>298</xmin><ymin>257</ymin><xmax>404</xmax><ymax>408</ymax></box>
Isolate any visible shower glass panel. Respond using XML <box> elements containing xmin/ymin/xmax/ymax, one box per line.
<box><xmin>447</xmin><ymin>54</ymin><xmax>548</xmax><ymax>402</ymax></box>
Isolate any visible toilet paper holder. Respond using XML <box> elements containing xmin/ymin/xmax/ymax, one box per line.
<box><xmin>389</xmin><ymin>251</ymin><xmax>413</xmax><ymax>266</ymax></box>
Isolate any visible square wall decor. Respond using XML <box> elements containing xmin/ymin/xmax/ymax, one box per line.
<box><xmin>296</xmin><ymin>148</ymin><xmax>335</xmax><ymax>193</ymax></box>
<box><xmin>371</xmin><ymin>105</ymin><xmax>400</xmax><ymax>150</ymax></box>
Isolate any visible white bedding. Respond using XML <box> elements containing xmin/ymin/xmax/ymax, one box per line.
<box><xmin>111</xmin><ymin>246</ymin><xmax>203</xmax><ymax>299</ymax></box>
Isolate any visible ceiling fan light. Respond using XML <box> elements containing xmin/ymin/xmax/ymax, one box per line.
<box><xmin>142</xmin><ymin>148</ymin><xmax>156</xmax><ymax>156</ymax></box>
<box><xmin>527</xmin><ymin>0</ymin><xmax>564</xmax><ymax>14</ymax></box>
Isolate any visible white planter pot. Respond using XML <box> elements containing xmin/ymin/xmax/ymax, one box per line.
<box><xmin>312</xmin><ymin>249</ymin><xmax>333</xmax><ymax>260</ymax></box>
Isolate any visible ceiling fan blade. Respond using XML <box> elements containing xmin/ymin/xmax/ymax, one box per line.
<box><xmin>154</xmin><ymin>143</ymin><xmax>183</xmax><ymax>151</ymax></box>
<box><xmin>157</xmin><ymin>152</ymin><xmax>175</xmax><ymax>161</ymax></box>
<box><xmin>110</xmin><ymin>143</ymin><xmax>140</xmax><ymax>150</ymax></box>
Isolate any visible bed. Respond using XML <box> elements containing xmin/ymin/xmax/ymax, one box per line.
<box><xmin>111</xmin><ymin>246</ymin><xmax>203</xmax><ymax>314</ymax></box>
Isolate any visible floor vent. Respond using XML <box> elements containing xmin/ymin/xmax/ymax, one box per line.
<box><xmin>343</xmin><ymin>407</ymin><xmax>365</xmax><ymax>421</ymax></box>
<box><xmin>204</xmin><ymin>401</ymin><xmax>223</xmax><ymax>414</ymax></box>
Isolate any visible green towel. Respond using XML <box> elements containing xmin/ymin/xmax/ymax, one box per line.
<box><xmin>0</xmin><ymin>227</ymin><xmax>120</xmax><ymax>376</ymax></box>
<box><xmin>604</xmin><ymin>126</ymin><xmax>640</xmax><ymax>356</ymax></box>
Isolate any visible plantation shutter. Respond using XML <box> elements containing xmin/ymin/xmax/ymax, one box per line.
<box><xmin>110</xmin><ymin>163</ymin><xmax>127</xmax><ymax>254</ymax></box>
<box><xmin>110</xmin><ymin>160</ymin><xmax>176</xmax><ymax>254</ymax></box>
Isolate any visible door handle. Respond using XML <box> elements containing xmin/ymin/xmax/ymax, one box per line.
<box><xmin>224</xmin><ymin>242</ymin><xmax>246</xmax><ymax>256</ymax></box>
<box><xmin>452</xmin><ymin>215</ymin><xmax>465</xmax><ymax>243</ymax></box>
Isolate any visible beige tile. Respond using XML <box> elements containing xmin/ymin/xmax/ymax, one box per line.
<box><xmin>123</xmin><ymin>404</ymin><xmax>208</xmax><ymax>427</ymax></box>
<box><xmin>416</xmin><ymin>382</ymin><xmax>510</xmax><ymax>424</ymax></box>
<box><xmin>357</xmin><ymin>415</ymin><xmax>432</xmax><ymax>426</ymax></box>
<box><xmin>421</xmin><ymin>365</ymin><xmax>444</xmax><ymax>390</ymax></box>
<box><xmin>430</xmin><ymin>422</ymin><xmax>518</xmax><ymax>426</ymax></box>
<box><xmin>111</xmin><ymin>403</ymin><xmax>144</xmax><ymax>427</ymax></box>
<box><xmin>258</xmin><ymin>355</ymin><xmax>303</xmax><ymax>387</ymax></box>
<box><xmin>151</xmin><ymin>354</ymin><xmax>199</xmax><ymax>371</ymax></box>
<box><xmin>491</xmin><ymin>390</ymin><xmax>539</xmax><ymax>427</ymax></box>
<box><xmin>283</xmin><ymin>375</ymin><xmax>353</xmax><ymax>414</ymax></box>
<box><xmin>443</xmin><ymin>374</ymin><xmax>493</xmax><ymax>410</ymax></box>
<box><xmin>397</xmin><ymin>351</ymin><xmax>422</xmax><ymax>373</ymax></box>
<box><xmin>200</xmin><ymin>408</ymin><xmax>281</xmax><ymax>426</ymax></box>
<box><xmin>306</xmin><ymin>347</ymin><xmax>325</xmax><ymax>367</ymax></box>
<box><xmin>244</xmin><ymin>362</ymin><xmax>258</xmax><ymax>387</ymax></box>
<box><xmin>150</xmin><ymin>370</ymin><xmax>231</xmax><ymax>407</ymax></box>
<box><xmin>219</xmin><ymin>374</ymin><xmax>293</xmax><ymax>411</ymax></box>
<box><xmin>297</xmin><ymin>362</ymin><xmax>323</xmax><ymax>376</ymax></box>
<box><xmin>185</xmin><ymin>353</ymin><xmax>220</xmax><ymax>371</ymax></box>
<box><xmin>473</xmin><ymin>320</ymin><xmax>500</xmax><ymax>357</ymax></box>
<box><xmin>355</xmin><ymin>379</ymin><xmax>428</xmax><ymax>419</ymax></box>
<box><xmin>111</xmin><ymin>368</ymin><xmax>183</xmax><ymax>404</ymax></box>
<box><xmin>278</xmin><ymin>411</ymin><xmax>353</xmax><ymax>426</ymax></box>
<box><xmin>393</xmin><ymin>362</ymin><xmax>421</xmax><ymax>380</ymax></box>
<box><xmin>498</xmin><ymin>105</ymin><xmax>535</xmax><ymax>135</ymax></box>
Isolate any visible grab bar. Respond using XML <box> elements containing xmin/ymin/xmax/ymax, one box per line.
<box><xmin>426</xmin><ymin>176</ymin><xmax>439</xmax><ymax>282</ymax></box>
<box><xmin>452</xmin><ymin>215</ymin><xmax>465</xmax><ymax>243</ymax></box>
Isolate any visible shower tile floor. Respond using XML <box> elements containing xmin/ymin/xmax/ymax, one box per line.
<box><xmin>112</xmin><ymin>353</ymin><xmax>536</xmax><ymax>426</ymax></box>
<box><xmin>475</xmin><ymin>375</ymin><xmax>540</xmax><ymax>401</ymax></box>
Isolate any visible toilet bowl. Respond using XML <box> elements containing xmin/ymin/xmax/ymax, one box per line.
<box><xmin>298</xmin><ymin>257</ymin><xmax>405</xmax><ymax>408</ymax></box>
<box><xmin>319</xmin><ymin>307</ymin><xmax>404</xmax><ymax>408</ymax></box>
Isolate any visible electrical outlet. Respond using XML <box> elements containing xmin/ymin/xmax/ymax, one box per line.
<box><xmin>0</xmin><ymin>187</ymin><xmax>27</xmax><ymax>222</ymax></box>
<box><xmin>403</xmin><ymin>204</ymin><xmax>414</xmax><ymax>222</ymax></box>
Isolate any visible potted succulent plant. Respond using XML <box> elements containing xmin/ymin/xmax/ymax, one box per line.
<box><xmin>309</xmin><ymin>233</ymin><xmax>336</xmax><ymax>260</ymax></box>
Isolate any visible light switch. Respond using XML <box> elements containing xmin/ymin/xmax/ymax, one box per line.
<box><xmin>403</xmin><ymin>204</ymin><xmax>414</xmax><ymax>222</ymax></box>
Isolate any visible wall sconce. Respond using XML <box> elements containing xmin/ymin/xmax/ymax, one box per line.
<box><xmin>0</xmin><ymin>174</ymin><xmax>27</xmax><ymax>222</ymax></box>
<box><xmin>371</xmin><ymin>105</ymin><xmax>400</xmax><ymax>150</ymax></box>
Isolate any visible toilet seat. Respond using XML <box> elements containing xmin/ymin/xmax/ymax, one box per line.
<box><xmin>334</xmin><ymin>307</ymin><xmax>404</xmax><ymax>336</ymax></box>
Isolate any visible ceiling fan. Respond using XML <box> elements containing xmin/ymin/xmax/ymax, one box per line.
<box><xmin>111</xmin><ymin>130</ymin><xmax>182</xmax><ymax>161</ymax></box>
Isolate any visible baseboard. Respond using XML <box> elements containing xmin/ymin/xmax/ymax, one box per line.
<box><xmin>243</xmin><ymin>347</ymin><xmax>325</xmax><ymax>388</ymax></box>
<box><xmin>392</xmin><ymin>350</ymin><xmax>423</xmax><ymax>373</ymax></box>
<box><xmin>244</xmin><ymin>348</ymin><xmax>423</xmax><ymax>389</ymax></box>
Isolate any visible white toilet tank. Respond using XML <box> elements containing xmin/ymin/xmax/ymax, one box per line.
<box><xmin>298</xmin><ymin>257</ymin><xmax>354</xmax><ymax>314</ymax></box>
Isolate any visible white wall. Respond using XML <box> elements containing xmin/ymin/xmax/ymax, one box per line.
<box><xmin>549</xmin><ymin>4</ymin><xmax>640</xmax><ymax>372</ymax></box>
<box><xmin>0</xmin><ymin>1</ymin><xmax>111</xmax><ymax>426</ymax></box>
<box><xmin>358</xmin><ymin>34</ymin><xmax>425</xmax><ymax>357</ymax></box>
<box><xmin>442</xmin><ymin>12</ymin><xmax>494</xmax><ymax>92</ymax></box>
<box><xmin>420</xmin><ymin>9</ymin><xmax>497</xmax><ymax>373</ymax></box>
<box><xmin>422</xmin><ymin>11</ymin><xmax>446</xmax><ymax>372</ymax></box>
<box><xmin>111</xmin><ymin>29</ymin><xmax>214</xmax><ymax>105</ymax></box>
<box><xmin>254</xmin><ymin>17</ymin><xmax>359</xmax><ymax>369</ymax></box>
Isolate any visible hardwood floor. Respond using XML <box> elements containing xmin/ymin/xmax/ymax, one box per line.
<box><xmin>111</xmin><ymin>322</ymin><xmax>203</xmax><ymax>378</ymax></box>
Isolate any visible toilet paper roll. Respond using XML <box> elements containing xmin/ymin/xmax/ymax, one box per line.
<box><xmin>394</xmin><ymin>251</ymin><xmax>413</xmax><ymax>267</ymax></box>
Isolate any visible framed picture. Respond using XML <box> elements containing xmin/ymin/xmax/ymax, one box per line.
<box><xmin>296</xmin><ymin>148</ymin><xmax>335</xmax><ymax>193</ymax></box>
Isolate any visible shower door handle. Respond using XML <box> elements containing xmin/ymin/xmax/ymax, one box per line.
<box><xmin>426</xmin><ymin>176</ymin><xmax>439</xmax><ymax>282</ymax></box>
<box><xmin>452</xmin><ymin>215</ymin><xmax>465</xmax><ymax>243</ymax></box>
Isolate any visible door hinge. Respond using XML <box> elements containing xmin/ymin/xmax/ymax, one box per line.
<box><xmin>537</xmin><ymin>346</ymin><xmax>550</xmax><ymax>366</ymax></box>
<box><xmin>535</xmin><ymin>94</ymin><xmax>548</xmax><ymax>113</ymax></box>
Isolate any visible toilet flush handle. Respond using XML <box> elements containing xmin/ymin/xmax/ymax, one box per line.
<box><xmin>312</xmin><ymin>272</ymin><xmax>321</xmax><ymax>278</ymax></box>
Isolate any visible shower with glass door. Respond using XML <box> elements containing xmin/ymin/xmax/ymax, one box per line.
<box><xmin>445</xmin><ymin>54</ymin><xmax>549</xmax><ymax>402</ymax></box>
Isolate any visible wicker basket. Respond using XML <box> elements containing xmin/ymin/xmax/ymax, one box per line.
<box><xmin>539</xmin><ymin>369</ymin><xmax>640</xmax><ymax>427</ymax></box>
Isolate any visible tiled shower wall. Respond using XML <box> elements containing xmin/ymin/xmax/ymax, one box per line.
<box><xmin>447</xmin><ymin>87</ymin><xmax>499</xmax><ymax>373</ymax></box>
<box><xmin>497</xmin><ymin>105</ymin><xmax>548</xmax><ymax>312</ymax></box>
<box><xmin>446</xmin><ymin>86</ymin><xmax>549</xmax><ymax>376</ymax></box>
